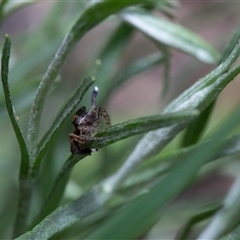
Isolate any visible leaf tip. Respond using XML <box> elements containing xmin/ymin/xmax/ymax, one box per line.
<box><xmin>4</xmin><ymin>34</ymin><xmax>10</xmax><ymax>41</ymax></box>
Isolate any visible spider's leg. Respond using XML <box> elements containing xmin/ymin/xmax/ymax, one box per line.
<box><xmin>99</xmin><ymin>107</ymin><xmax>111</xmax><ymax>127</ymax></box>
<box><xmin>91</xmin><ymin>86</ymin><xmax>98</xmax><ymax>107</ymax></box>
<box><xmin>69</xmin><ymin>133</ymin><xmax>86</xmax><ymax>154</ymax></box>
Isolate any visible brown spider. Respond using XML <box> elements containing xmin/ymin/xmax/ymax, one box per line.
<box><xmin>69</xmin><ymin>86</ymin><xmax>111</xmax><ymax>154</ymax></box>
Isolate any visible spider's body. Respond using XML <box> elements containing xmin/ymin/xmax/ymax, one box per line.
<box><xmin>69</xmin><ymin>87</ymin><xmax>111</xmax><ymax>154</ymax></box>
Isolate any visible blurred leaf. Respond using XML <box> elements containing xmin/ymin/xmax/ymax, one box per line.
<box><xmin>178</xmin><ymin>205</ymin><xmax>222</xmax><ymax>240</ymax></box>
<box><xmin>101</xmin><ymin>52</ymin><xmax>164</xmax><ymax>104</ymax></box>
<box><xmin>120</xmin><ymin>8</ymin><xmax>220</xmax><ymax>64</ymax></box>
<box><xmin>0</xmin><ymin>0</ymin><xmax>9</xmax><ymax>24</ymax></box>
<box><xmin>197</xmin><ymin>176</ymin><xmax>240</xmax><ymax>239</ymax></box>
<box><xmin>116</xmin><ymin>132</ymin><xmax>240</xmax><ymax>193</ymax></box>
<box><xmin>221</xmin><ymin>225</ymin><xmax>240</xmax><ymax>240</ymax></box>
<box><xmin>1</xmin><ymin>1</ymin><xmax>37</xmax><ymax>19</ymax></box>
<box><xmin>17</xmin><ymin>187</ymin><xmax>104</xmax><ymax>240</ymax></box>
<box><xmin>86</xmin><ymin>106</ymin><xmax>240</xmax><ymax>239</ymax></box>
<box><xmin>95</xmin><ymin>22</ymin><xmax>134</xmax><ymax>104</ymax></box>
<box><xmin>10</xmin><ymin>38</ymin><xmax>62</xmax><ymax>84</ymax></box>
<box><xmin>153</xmin><ymin>43</ymin><xmax>171</xmax><ymax>95</ymax></box>
<box><xmin>219</xmin><ymin>21</ymin><xmax>240</xmax><ymax>64</ymax></box>
<box><xmin>145</xmin><ymin>0</ymin><xmax>179</xmax><ymax>10</ymax></box>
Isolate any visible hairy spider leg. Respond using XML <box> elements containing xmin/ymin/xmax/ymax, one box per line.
<box><xmin>89</xmin><ymin>106</ymin><xmax>111</xmax><ymax>128</ymax></box>
<box><xmin>69</xmin><ymin>133</ymin><xmax>93</xmax><ymax>154</ymax></box>
<box><xmin>69</xmin><ymin>133</ymin><xmax>102</xmax><ymax>154</ymax></box>
<box><xmin>69</xmin><ymin>133</ymin><xmax>101</xmax><ymax>141</ymax></box>
<box><xmin>98</xmin><ymin>107</ymin><xmax>111</xmax><ymax>127</ymax></box>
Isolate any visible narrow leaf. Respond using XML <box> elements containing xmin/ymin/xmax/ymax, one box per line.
<box><xmin>0</xmin><ymin>0</ymin><xmax>9</xmax><ymax>24</ymax></box>
<box><xmin>219</xmin><ymin>21</ymin><xmax>240</xmax><ymax>63</ymax></box>
<box><xmin>181</xmin><ymin>22</ymin><xmax>240</xmax><ymax>147</ymax></box>
<box><xmin>32</xmin><ymin>77</ymin><xmax>95</xmax><ymax>176</ymax></box>
<box><xmin>178</xmin><ymin>206</ymin><xmax>222</xmax><ymax>240</ymax></box>
<box><xmin>221</xmin><ymin>225</ymin><xmax>240</xmax><ymax>240</ymax></box>
<box><xmin>86</xmin><ymin>106</ymin><xmax>240</xmax><ymax>239</ymax></box>
<box><xmin>95</xmin><ymin>22</ymin><xmax>134</xmax><ymax>104</ymax></box>
<box><xmin>1</xmin><ymin>35</ymin><xmax>31</xmax><ymax>237</ymax></box>
<box><xmin>1</xmin><ymin>35</ymin><xmax>29</xmax><ymax>175</ymax></box>
<box><xmin>95</xmin><ymin>110</ymin><xmax>199</xmax><ymax>148</ymax></box>
<box><xmin>124</xmin><ymin>133</ymin><xmax>240</xmax><ymax>190</ymax></box>
<box><xmin>115</xmin><ymin>52</ymin><xmax>164</xmax><ymax>88</ymax></box>
<box><xmin>120</xmin><ymin>8</ymin><xmax>220</xmax><ymax>64</ymax></box>
<box><xmin>198</xmin><ymin>176</ymin><xmax>240</xmax><ymax>239</ymax></box>
<box><xmin>181</xmin><ymin>102</ymin><xmax>214</xmax><ymax>147</ymax></box>
<box><xmin>17</xmin><ymin>188</ymin><xmax>102</xmax><ymax>240</ymax></box>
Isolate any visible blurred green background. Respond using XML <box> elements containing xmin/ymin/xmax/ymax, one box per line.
<box><xmin>1</xmin><ymin>1</ymin><xmax>240</xmax><ymax>239</ymax></box>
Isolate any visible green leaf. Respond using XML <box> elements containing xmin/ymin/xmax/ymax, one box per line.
<box><xmin>86</xmin><ymin>106</ymin><xmax>240</xmax><ymax>239</ymax></box>
<box><xmin>32</xmin><ymin>77</ymin><xmax>95</xmax><ymax>177</ymax></box>
<box><xmin>178</xmin><ymin>206</ymin><xmax>222</xmax><ymax>240</ymax></box>
<box><xmin>181</xmin><ymin>101</ymin><xmax>214</xmax><ymax>147</ymax></box>
<box><xmin>221</xmin><ymin>225</ymin><xmax>240</xmax><ymax>240</ymax></box>
<box><xmin>198</xmin><ymin>176</ymin><xmax>240</xmax><ymax>239</ymax></box>
<box><xmin>124</xmin><ymin>132</ymin><xmax>240</xmax><ymax>190</ymax></box>
<box><xmin>181</xmin><ymin>22</ymin><xmax>240</xmax><ymax>147</ymax></box>
<box><xmin>0</xmin><ymin>0</ymin><xmax>9</xmax><ymax>24</ymax></box>
<box><xmin>1</xmin><ymin>35</ymin><xmax>31</xmax><ymax>237</ymax></box>
<box><xmin>219</xmin><ymin>21</ymin><xmax>240</xmax><ymax>64</ymax></box>
<box><xmin>120</xmin><ymin>8</ymin><xmax>220</xmax><ymax>64</ymax></box>
<box><xmin>17</xmin><ymin>188</ymin><xmax>103</xmax><ymax>240</ymax></box>
<box><xmin>95</xmin><ymin>110</ymin><xmax>199</xmax><ymax>148</ymax></box>
<box><xmin>1</xmin><ymin>1</ymin><xmax>38</xmax><ymax>19</ymax></box>
<box><xmin>1</xmin><ymin>35</ymin><xmax>29</xmax><ymax>175</ymax></box>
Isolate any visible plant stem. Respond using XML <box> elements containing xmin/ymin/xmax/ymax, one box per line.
<box><xmin>13</xmin><ymin>179</ymin><xmax>33</xmax><ymax>238</ymax></box>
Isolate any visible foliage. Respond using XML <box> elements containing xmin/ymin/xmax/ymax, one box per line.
<box><xmin>1</xmin><ymin>1</ymin><xmax>240</xmax><ymax>239</ymax></box>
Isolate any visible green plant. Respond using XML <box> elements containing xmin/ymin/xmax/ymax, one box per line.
<box><xmin>1</xmin><ymin>1</ymin><xmax>240</xmax><ymax>239</ymax></box>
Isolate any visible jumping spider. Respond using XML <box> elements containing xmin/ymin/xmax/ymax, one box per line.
<box><xmin>69</xmin><ymin>86</ymin><xmax>111</xmax><ymax>154</ymax></box>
